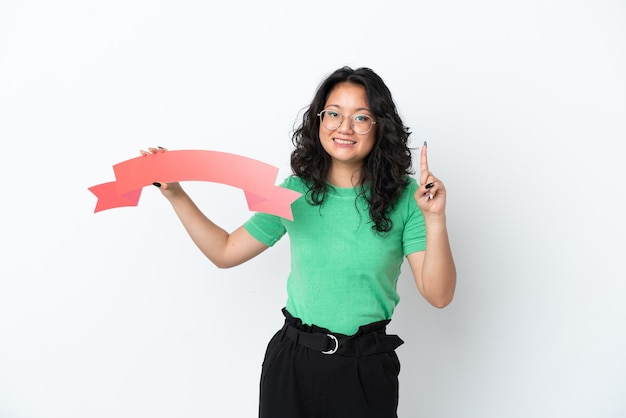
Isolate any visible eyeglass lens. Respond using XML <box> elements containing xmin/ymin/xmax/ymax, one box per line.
<box><xmin>319</xmin><ymin>110</ymin><xmax>374</xmax><ymax>134</ymax></box>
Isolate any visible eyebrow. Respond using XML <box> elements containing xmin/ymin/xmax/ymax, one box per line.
<box><xmin>324</xmin><ymin>104</ymin><xmax>373</xmax><ymax>113</ymax></box>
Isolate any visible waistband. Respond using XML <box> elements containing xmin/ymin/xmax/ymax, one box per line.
<box><xmin>280</xmin><ymin>308</ymin><xmax>403</xmax><ymax>357</ymax></box>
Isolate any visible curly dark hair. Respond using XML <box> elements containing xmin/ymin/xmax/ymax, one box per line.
<box><xmin>290</xmin><ymin>66</ymin><xmax>414</xmax><ymax>234</ymax></box>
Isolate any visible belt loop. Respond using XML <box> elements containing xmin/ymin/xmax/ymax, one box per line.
<box><xmin>372</xmin><ymin>333</ymin><xmax>381</xmax><ymax>357</ymax></box>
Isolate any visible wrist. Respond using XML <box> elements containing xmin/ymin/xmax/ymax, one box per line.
<box><xmin>423</xmin><ymin>213</ymin><xmax>448</xmax><ymax>231</ymax></box>
<box><xmin>163</xmin><ymin>185</ymin><xmax>187</xmax><ymax>202</ymax></box>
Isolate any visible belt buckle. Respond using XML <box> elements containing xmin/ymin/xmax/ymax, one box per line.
<box><xmin>321</xmin><ymin>334</ymin><xmax>338</xmax><ymax>355</ymax></box>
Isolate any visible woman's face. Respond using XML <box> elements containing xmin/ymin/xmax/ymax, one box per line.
<box><xmin>319</xmin><ymin>82</ymin><xmax>377</xmax><ymax>171</ymax></box>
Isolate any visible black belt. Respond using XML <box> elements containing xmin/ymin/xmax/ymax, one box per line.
<box><xmin>283</xmin><ymin>323</ymin><xmax>403</xmax><ymax>357</ymax></box>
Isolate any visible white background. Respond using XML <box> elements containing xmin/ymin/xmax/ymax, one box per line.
<box><xmin>1</xmin><ymin>0</ymin><xmax>625</xmax><ymax>417</ymax></box>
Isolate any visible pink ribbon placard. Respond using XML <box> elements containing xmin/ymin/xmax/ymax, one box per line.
<box><xmin>88</xmin><ymin>150</ymin><xmax>301</xmax><ymax>220</ymax></box>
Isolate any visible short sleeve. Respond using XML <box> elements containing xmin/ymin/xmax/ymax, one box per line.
<box><xmin>244</xmin><ymin>211</ymin><xmax>287</xmax><ymax>247</ymax></box>
<box><xmin>243</xmin><ymin>176</ymin><xmax>299</xmax><ymax>246</ymax></box>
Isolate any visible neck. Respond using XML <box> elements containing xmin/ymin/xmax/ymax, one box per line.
<box><xmin>326</xmin><ymin>164</ymin><xmax>362</xmax><ymax>188</ymax></box>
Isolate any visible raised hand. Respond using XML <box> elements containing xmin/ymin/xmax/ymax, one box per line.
<box><xmin>139</xmin><ymin>146</ymin><xmax>167</xmax><ymax>156</ymax></box>
<box><xmin>139</xmin><ymin>146</ymin><xmax>183</xmax><ymax>195</ymax></box>
<box><xmin>415</xmin><ymin>142</ymin><xmax>447</xmax><ymax>216</ymax></box>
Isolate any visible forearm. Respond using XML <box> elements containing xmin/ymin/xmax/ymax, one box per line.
<box><xmin>421</xmin><ymin>215</ymin><xmax>457</xmax><ymax>307</ymax></box>
<box><xmin>165</xmin><ymin>190</ymin><xmax>233</xmax><ymax>267</ymax></box>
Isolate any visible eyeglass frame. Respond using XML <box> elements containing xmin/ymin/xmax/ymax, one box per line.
<box><xmin>316</xmin><ymin>109</ymin><xmax>377</xmax><ymax>135</ymax></box>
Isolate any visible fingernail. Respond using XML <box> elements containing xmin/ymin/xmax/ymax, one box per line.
<box><xmin>425</xmin><ymin>182</ymin><xmax>434</xmax><ymax>189</ymax></box>
<box><xmin>423</xmin><ymin>140</ymin><xmax>428</xmax><ymax>147</ymax></box>
<box><xmin>157</xmin><ymin>146</ymin><xmax>164</xmax><ymax>149</ymax></box>
<box><xmin>153</xmin><ymin>182</ymin><xmax>161</xmax><ymax>188</ymax></box>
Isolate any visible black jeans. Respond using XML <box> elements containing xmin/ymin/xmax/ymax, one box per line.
<box><xmin>259</xmin><ymin>309</ymin><xmax>403</xmax><ymax>418</ymax></box>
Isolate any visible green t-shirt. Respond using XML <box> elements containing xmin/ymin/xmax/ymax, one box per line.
<box><xmin>244</xmin><ymin>176</ymin><xmax>426</xmax><ymax>335</ymax></box>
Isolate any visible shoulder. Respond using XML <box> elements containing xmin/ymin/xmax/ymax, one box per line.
<box><xmin>403</xmin><ymin>176</ymin><xmax>419</xmax><ymax>195</ymax></box>
<box><xmin>394</xmin><ymin>176</ymin><xmax>419</xmax><ymax>213</ymax></box>
<box><xmin>280</xmin><ymin>175</ymin><xmax>309</xmax><ymax>193</ymax></box>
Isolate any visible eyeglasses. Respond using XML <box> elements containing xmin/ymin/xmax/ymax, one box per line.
<box><xmin>317</xmin><ymin>109</ymin><xmax>377</xmax><ymax>134</ymax></box>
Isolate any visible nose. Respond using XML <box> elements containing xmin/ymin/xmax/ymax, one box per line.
<box><xmin>336</xmin><ymin>115</ymin><xmax>354</xmax><ymax>133</ymax></box>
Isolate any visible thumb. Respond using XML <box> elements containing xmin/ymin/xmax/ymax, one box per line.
<box><xmin>153</xmin><ymin>181</ymin><xmax>182</xmax><ymax>193</ymax></box>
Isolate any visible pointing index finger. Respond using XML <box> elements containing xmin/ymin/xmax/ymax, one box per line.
<box><xmin>420</xmin><ymin>141</ymin><xmax>429</xmax><ymax>184</ymax></box>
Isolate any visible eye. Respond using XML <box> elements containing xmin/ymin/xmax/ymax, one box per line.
<box><xmin>325</xmin><ymin>110</ymin><xmax>340</xmax><ymax>119</ymax></box>
<box><xmin>353</xmin><ymin>114</ymin><xmax>371</xmax><ymax>122</ymax></box>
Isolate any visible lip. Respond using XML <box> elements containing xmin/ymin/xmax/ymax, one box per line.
<box><xmin>333</xmin><ymin>137</ymin><xmax>357</xmax><ymax>145</ymax></box>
